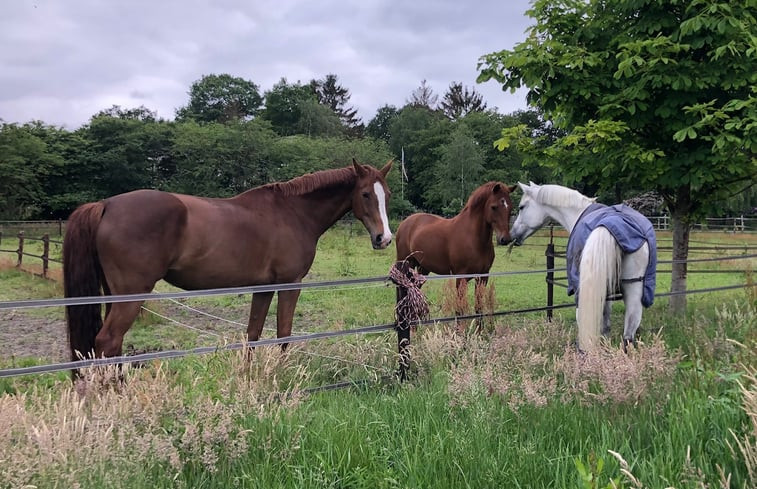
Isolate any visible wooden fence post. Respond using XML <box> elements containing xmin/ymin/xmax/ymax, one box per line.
<box><xmin>16</xmin><ymin>231</ymin><xmax>24</xmax><ymax>267</ymax></box>
<box><xmin>58</xmin><ymin>219</ymin><xmax>63</xmax><ymax>236</ymax></box>
<box><xmin>545</xmin><ymin>227</ymin><xmax>555</xmax><ymax>322</ymax></box>
<box><xmin>395</xmin><ymin>261</ymin><xmax>412</xmax><ymax>382</ymax></box>
<box><xmin>42</xmin><ymin>234</ymin><xmax>50</xmax><ymax>278</ymax></box>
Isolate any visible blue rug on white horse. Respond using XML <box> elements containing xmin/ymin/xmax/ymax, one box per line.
<box><xmin>566</xmin><ymin>203</ymin><xmax>657</xmax><ymax>307</ymax></box>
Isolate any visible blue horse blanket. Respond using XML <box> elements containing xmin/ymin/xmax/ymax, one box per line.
<box><xmin>566</xmin><ymin>203</ymin><xmax>657</xmax><ymax>307</ymax></box>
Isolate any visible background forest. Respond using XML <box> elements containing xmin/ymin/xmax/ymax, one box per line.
<box><xmin>0</xmin><ymin>74</ymin><xmax>552</xmax><ymax>221</ymax></box>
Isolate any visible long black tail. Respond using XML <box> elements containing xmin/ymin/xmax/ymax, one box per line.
<box><xmin>63</xmin><ymin>202</ymin><xmax>105</xmax><ymax>368</ymax></box>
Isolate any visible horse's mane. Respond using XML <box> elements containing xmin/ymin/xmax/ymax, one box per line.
<box><xmin>535</xmin><ymin>184</ymin><xmax>594</xmax><ymax>209</ymax></box>
<box><xmin>463</xmin><ymin>182</ymin><xmax>502</xmax><ymax>211</ymax></box>
<box><xmin>265</xmin><ymin>167</ymin><xmax>357</xmax><ymax>197</ymax></box>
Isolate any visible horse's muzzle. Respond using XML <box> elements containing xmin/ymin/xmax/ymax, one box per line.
<box><xmin>373</xmin><ymin>233</ymin><xmax>392</xmax><ymax>249</ymax></box>
<box><xmin>498</xmin><ymin>236</ymin><xmax>514</xmax><ymax>246</ymax></box>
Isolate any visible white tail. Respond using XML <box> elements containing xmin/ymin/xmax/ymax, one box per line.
<box><xmin>576</xmin><ymin>227</ymin><xmax>622</xmax><ymax>350</ymax></box>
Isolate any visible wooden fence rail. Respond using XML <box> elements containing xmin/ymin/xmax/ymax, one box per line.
<box><xmin>0</xmin><ymin>231</ymin><xmax>62</xmax><ymax>278</ymax></box>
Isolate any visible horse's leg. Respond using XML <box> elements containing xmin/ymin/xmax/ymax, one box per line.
<box><xmin>620</xmin><ymin>281</ymin><xmax>644</xmax><ymax>353</ymax></box>
<box><xmin>95</xmin><ymin>301</ymin><xmax>144</xmax><ymax>358</ymax></box>
<box><xmin>455</xmin><ymin>278</ymin><xmax>469</xmax><ymax>333</ymax></box>
<box><xmin>601</xmin><ymin>301</ymin><xmax>612</xmax><ymax>337</ymax></box>
<box><xmin>276</xmin><ymin>288</ymin><xmax>302</xmax><ymax>351</ymax></box>
<box><xmin>620</xmin><ymin>245</ymin><xmax>649</xmax><ymax>352</ymax></box>
<box><xmin>247</xmin><ymin>292</ymin><xmax>274</xmax><ymax>342</ymax></box>
<box><xmin>474</xmin><ymin>276</ymin><xmax>489</xmax><ymax>333</ymax></box>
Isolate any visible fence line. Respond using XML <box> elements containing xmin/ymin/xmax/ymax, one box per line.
<box><xmin>1</xmin><ymin>248</ymin><xmax>755</xmax><ymax>379</ymax></box>
<box><xmin>1</xmin><ymin>279</ymin><xmax>753</xmax><ymax>379</ymax></box>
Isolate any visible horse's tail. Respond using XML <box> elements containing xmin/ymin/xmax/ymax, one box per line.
<box><xmin>576</xmin><ymin>226</ymin><xmax>621</xmax><ymax>350</ymax></box>
<box><xmin>63</xmin><ymin>202</ymin><xmax>105</xmax><ymax>365</ymax></box>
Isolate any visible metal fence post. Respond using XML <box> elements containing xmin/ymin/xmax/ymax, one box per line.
<box><xmin>545</xmin><ymin>226</ymin><xmax>555</xmax><ymax>322</ymax></box>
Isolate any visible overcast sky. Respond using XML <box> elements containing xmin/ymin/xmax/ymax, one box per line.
<box><xmin>1</xmin><ymin>0</ymin><xmax>534</xmax><ymax>130</ymax></box>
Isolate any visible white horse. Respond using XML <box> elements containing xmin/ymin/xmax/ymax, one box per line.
<box><xmin>509</xmin><ymin>183</ymin><xmax>657</xmax><ymax>351</ymax></box>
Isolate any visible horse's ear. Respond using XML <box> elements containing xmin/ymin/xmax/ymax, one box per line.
<box><xmin>508</xmin><ymin>184</ymin><xmax>518</xmax><ymax>193</ymax></box>
<box><xmin>493</xmin><ymin>183</ymin><xmax>502</xmax><ymax>193</ymax></box>
<box><xmin>380</xmin><ymin>159</ymin><xmax>393</xmax><ymax>178</ymax></box>
<box><xmin>353</xmin><ymin>158</ymin><xmax>366</xmax><ymax>176</ymax></box>
<box><xmin>517</xmin><ymin>182</ymin><xmax>529</xmax><ymax>193</ymax></box>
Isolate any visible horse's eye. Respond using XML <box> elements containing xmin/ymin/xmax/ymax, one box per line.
<box><xmin>491</xmin><ymin>205</ymin><xmax>498</xmax><ymax>211</ymax></box>
<box><xmin>362</xmin><ymin>192</ymin><xmax>370</xmax><ymax>198</ymax></box>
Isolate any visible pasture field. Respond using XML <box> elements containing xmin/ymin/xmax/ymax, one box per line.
<box><xmin>0</xmin><ymin>224</ymin><xmax>755</xmax><ymax>488</ymax></box>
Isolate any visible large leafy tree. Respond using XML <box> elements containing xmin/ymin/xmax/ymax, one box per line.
<box><xmin>78</xmin><ymin>108</ymin><xmax>174</xmax><ymax>200</ymax></box>
<box><xmin>0</xmin><ymin>122</ymin><xmax>62</xmax><ymax>219</ymax></box>
<box><xmin>424</xmin><ymin>124</ymin><xmax>487</xmax><ymax>215</ymax></box>
<box><xmin>169</xmin><ymin>119</ymin><xmax>276</xmax><ymax>197</ymax></box>
<box><xmin>387</xmin><ymin>106</ymin><xmax>451</xmax><ymax>208</ymax></box>
<box><xmin>295</xmin><ymin>98</ymin><xmax>345</xmax><ymax>137</ymax></box>
<box><xmin>176</xmin><ymin>74</ymin><xmax>263</xmax><ymax>123</ymax></box>
<box><xmin>440</xmin><ymin>82</ymin><xmax>487</xmax><ymax>120</ymax></box>
<box><xmin>478</xmin><ymin>0</ymin><xmax>756</xmax><ymax>311</ymax></box>
<box><xmin>366</xmin><ymin>105</ymin><xmax>400</xmax><ymax>142</ymax></box>
<box><xmin>261</xmin><ymin>78</ymin><xmax>319</xmax><ymax>136</ymax></box>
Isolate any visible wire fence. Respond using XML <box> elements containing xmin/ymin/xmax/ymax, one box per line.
<box><xmin>1</xmin><ymin>248</ymin><xmax>755</xmax><ymax>379</ymax></box>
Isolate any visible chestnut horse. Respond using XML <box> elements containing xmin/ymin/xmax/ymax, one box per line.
<box><xmin>63</xmin><ymin>159</ymin><xmax>393</xmax><ymax>366</ymax></box>
<box><xmin>394</xmin><ymin>182</ymin><xmax>516</xmax><ymax>319</ymax></box>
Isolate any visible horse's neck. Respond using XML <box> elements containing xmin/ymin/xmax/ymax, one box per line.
<box><xmin>456</xmin><ymin>206</ymin><xmax>493</xmax><ymax>243</ymax></box>
<box><xmin>292</xmin><ymin>185</ymin><xmax>354</xmax><ymax>236</ymax></box>
<box><xmin>545</xmin><ymin>203</ymin><xmax>591</xmax><ymax>234</ymax></box>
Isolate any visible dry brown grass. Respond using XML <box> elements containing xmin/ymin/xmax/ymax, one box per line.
<box><xmin>0</xmin><ymin>347</ymin><xmax>309</xmax><ymax>488</ymax></box>
<box><xmin>0</xmin><ymin>256</ymin><xmax>62</xmax><ymax>282</ymax></box>
<box><xmin>439</xmin><ymin>278</ymin><xmax>498</xmax><ymax>334</ymax></box>
<box><xmin>442</xmin><ymin>317</ymin><xmax>680</xmax><ymax>410</ymax></box>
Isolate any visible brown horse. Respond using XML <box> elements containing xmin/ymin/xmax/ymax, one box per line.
<box><xmin>395</xmin><ymin>182</ymin><xmax>516</xmax><ymax>319</ymax></box>
<box><xmin>63</xmin><ymin>159</ymin><xmax>393</xmax><ymax>365</ymax></box>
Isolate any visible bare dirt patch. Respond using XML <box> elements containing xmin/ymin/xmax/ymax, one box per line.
<box><xmin>0</xmin><ymin>309</ymin><xmax>68</xmax><ymax>362</ymax></box>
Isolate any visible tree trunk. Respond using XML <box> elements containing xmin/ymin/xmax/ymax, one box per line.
<box><xmin>669</xmin><ymin>189</ymin><xmax>692</xmax><ymax>314</ymax></box>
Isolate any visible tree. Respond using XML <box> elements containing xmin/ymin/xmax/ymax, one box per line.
<box><xmin>386</xmin><ymin>106</ymin><xmax>451</xmax><ymax>208</ymax></box>
<box><xmin>366</xmin><ymin>105</ymin><xmax>399</xmax><ymax>142</ymax></box>
<box><xmin>295</xmin><ymin>98</ymin><xmax>345</xmax><ymax>137</ymax></box>
<box><xmin>440</xmin><ymin>82</ymin><xmax>487</xmax><ymax>120</ymax></box>
<box><xmin>0</xmin><ymin>122</ymin><xmax>62</xmax><ymax>218</ymax></box>
<box><xmin>95</xmin><ymin>105</ymin><xmax>158</xmax><ymax>122</ymax></box>
<box><xmin>170</xmin><ymin>119</ymin><xmax>276</xmax><ymax>196</ymax></box>
<box><xmin>310</xmin><ymin>74</ymin><xmax>363</xmax><ymax>134</ymax></box>
<box><xmin>478</xmin><ymin>0</ymin><xmax>757</xmax><ymax>312</ymax></box>
<box><xmin>176</xmin><ymin>74</ymin><xmax>263</xmax><ymax>123</ymax></box>
<box><xmin>261</xmin><ymin>78</ymin><xmax>318</xmax><ymax>136</ymax></box>
<box><xmin>424</xmin><ymin>125</ymin><xmax>486</xmax><ymax>215</ymax></box>
<box><xmin>407</xmin><ymin>79</ymin><xmax>439</xmax><ymax>110</ymax></box>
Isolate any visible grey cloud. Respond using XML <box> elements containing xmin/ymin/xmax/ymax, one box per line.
<box><xmin>0</xmin><ymin>0</ymin><xmax>532</xmax><ymax>128</ymax></box>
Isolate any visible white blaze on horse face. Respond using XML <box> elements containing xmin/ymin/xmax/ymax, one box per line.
<box><xmin>373</xmin><ymin>181</ymin><xmax>392</xmax><ymax>246</ymax></box>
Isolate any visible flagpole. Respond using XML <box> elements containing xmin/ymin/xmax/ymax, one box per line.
<box><xmin>400</xmin><ymin>147</ymin><xmax>406</xmax><ymax>201</ymax></box>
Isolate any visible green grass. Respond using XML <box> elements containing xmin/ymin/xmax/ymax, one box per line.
<box><xmin>0</xmin><ymin>226</ymin><xmax>755</xmax><ymax>488</ymax></box>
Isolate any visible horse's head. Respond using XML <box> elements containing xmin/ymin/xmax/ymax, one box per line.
<box><xmin>351</xmin><ymin>158</ymin><xmax>393</xmax><ymax>250</ymax></box>
<box><xmin>483</xmin><ymin>182</ymin><xmax>518</xmax><ymax>246</ymax></box>
<box><xmin>510</xmin><ymin>181</ymin><xmax>547</xmax><ymax>246</ymax></box>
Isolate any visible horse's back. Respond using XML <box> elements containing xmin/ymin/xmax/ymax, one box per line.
<box><xmin>94</xmin><ymin>190</ymin><xmax>190</xmax><ymax>291</ymax></box>
<box><xmin>396</xmin><ymin>213</ymin><xmax>445</xmax><ymax>258</ymax></box>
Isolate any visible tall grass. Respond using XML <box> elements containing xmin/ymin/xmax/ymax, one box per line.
<box><xmin>0</xmin><ymin>226</ymin><xmax>755</xmax><ymax>488</ymax></box>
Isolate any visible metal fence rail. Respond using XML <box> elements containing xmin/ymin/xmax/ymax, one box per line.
<box><xmin>1</xmin><ymin>250</ymin><xmax>755</xmax><ymax>379</ymax></box>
